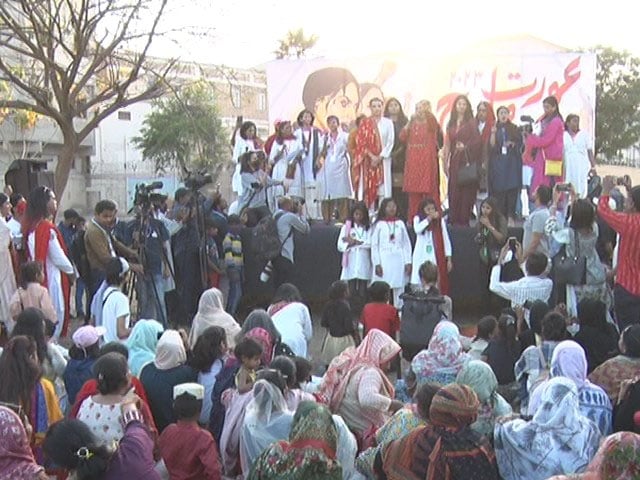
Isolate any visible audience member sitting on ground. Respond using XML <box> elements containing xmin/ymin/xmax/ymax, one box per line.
<box><xmin>267</xmin><ymin>283</ymin><xmax>313</xmax><ymax>359</ymax></box>
<box><xmin>573</xmin><ymin>298</ymin><xmax>619</xmax><ymax>373</ymax></box>
<box><xmin>126</xmin><ymin>319</ymin><xmax>164</xmax><ymax>377</ymax></box>
<box><xmin>188</xmin><ymin>287</ymin><xmax>241</xmax><ymax>350</ymax></box>
<box><xmin>64</xmin><ymin>325</ymin><xmax>104</xmax><ymax>406</ymax></box>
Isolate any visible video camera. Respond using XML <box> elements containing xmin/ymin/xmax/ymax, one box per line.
<box><xmin>518</xmin><ymin>115</ymin><xmax>534</xmax><ymax>136</ymax></box>
<box><xmin>133</xmin><ymin>181</ymin><xmax>163</xmax><ymax>210</ymax></box>
<box><xmin>184</xmin><ymin>171</ymin><xmax>213</xmax><ymax>191</ymax></box>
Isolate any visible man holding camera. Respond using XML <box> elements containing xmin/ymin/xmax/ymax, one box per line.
<box><xmin>271</xmin><ymin>196</ymin><xmax>310</xmax><ymax>287</ymax></box>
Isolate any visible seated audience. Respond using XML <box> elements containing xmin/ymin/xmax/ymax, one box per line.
<box><xmin>360</xmin><ymin>281</ymin><xmax>400</xmax><ymax>338</ymax></box>
<box><xmin>494</xmin><ymin>377</ymin><xmax>601</xmax><ymax>480</ymax></box>
<box><xmin>482</xmin><ymin>313</ymin><xmax>521</xmax><ymax>402</ymax></box>
<box><xmin>589</xmin><ymin>324</ymin><xmax>640</xmax><ymax>405</ymax></box>
<box><xmin>321</xmin><ymin>280</ymin><xmax>360</xmax><ymax>366</ymax></box>
<box><xmin>468</xmin><ymin>316</ymin><xmax>497</xmax><ymax>360</ymax></box>
<box><xmin>267</xmin><ymin>283</ymin><xmax>313</xmax><ymax>358</ymax></box>
<box><xmin>247</xmin><ymin>401</ymin><xmax>342</xmax><ymax>480</ymax></box>
<box><xmin>270</xmin><ymin>355</ymin><xmax>314</xmax><ymax>411</ymax></box>
<box><xmin>515</xmin><ymin>300</ymin><xmax>550</xmax><ymax>352</ymax></box>
<box><xmin>126</xmin><ymin>319</ymin><xmax>164</xmax><ymax>377</ymax></box>
<box><xmin>188</xmin><ymin>287</ymin><xmax>241</xmax><ymax>350</ymax></box>
<box><xmin>159</xmin><ymin>383</ymin><xmax>222</xmax><ymax>480</ymax></box>
<box><xmin>64</xmin><ymin>325</ymin><xmax>104</xmax><ymax>406</ymax></box>
<box><xmin>412</xmin><ymin>320</ymin><xmax>470</xmax><ymax>387</ymax></box>
<box><xmin>376</xmin><ymin>384</ymin><xmax>499</xmax><ymax>480</ymax></box>
<box><xmin>238</xmin><ymin>309</ymin><xmax>295</xmax><ymax>362</ymax></box>
<box><xmin>573</xmin><ymin>298</ymin><xmax>619</xmax><ymax>373</ymax></box>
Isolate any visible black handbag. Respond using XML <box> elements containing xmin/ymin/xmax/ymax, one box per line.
<box><xmin>456</xmin><ymin>151</ymin><xmax>479</xmax><ymax>187</ymax></box>
<box><xmin>552</xmin><ymin>228</ymin><xmax>587</xmax><ymax>285</ymax></box>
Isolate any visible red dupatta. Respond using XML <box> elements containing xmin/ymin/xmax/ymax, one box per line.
<box><xmin>31</xmin><ymin>220</ymin><xmax>71</xmax><ymax>336</ymax></box>
<box><xmin>352</xmin><ymin>117</ymin><xmax>383</xmax><ymax>208</ymax></box>
<box><xmin>426</xmin><ymin>218</ymin><xmax>450</xmax><ymax>296</ymax></box>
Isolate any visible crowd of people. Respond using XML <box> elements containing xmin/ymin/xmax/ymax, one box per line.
<box><xmin>0</xmin><ymin>92</ymin><xmax>639</xmax><ymax>480</ymax></box>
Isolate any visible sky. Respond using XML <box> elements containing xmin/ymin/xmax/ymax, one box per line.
<box><xmin>153</xmin><ymin>0</ymin><xmax>640</xmax><ymax>68</ymax></box>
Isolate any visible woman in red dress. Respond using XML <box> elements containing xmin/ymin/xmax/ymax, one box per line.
<box><xmin>400</xmin><ymin>100</ymin><xmax>443</xmax><ymax>218</ymax></box>
<box><xmin>444</xmin><ymin>95</ymin><xmax>482</xmax><ymax>226</ymax></box>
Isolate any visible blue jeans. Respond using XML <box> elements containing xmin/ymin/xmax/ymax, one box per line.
<box><xmin>226</xmin><ymin>268</ymin><xmax>243</xmax><ymax>316</ymax></box>
<box><xmin>137</xmin><ymin>272</ymin><xmax>168</xmax><ymax>326</ymax></box>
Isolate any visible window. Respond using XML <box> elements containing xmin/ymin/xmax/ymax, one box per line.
<box><xmin>231</xmin><ymin>85</ymin><xmax>241</xmax><ymax>108</ymax></box>
<box><xmin>118</xmin><ymin>111</ymin><xmax>131</xmax><ymax>121</ymax></box>
<box><xmin>257</xmin><ymin>92</ymin><xmax>266</xmax><ymax>111</ymax></box>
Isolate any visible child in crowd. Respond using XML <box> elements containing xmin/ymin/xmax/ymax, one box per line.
<box><xmin>411</xmin><ymin>198</ymin><xmax>452</xmax><ymax>294</ymax></box>
<box><xmin>234</xmin><ymin>337</ymin><xmax>263</xmax><ymax>394</ymax></box>
<box><xmin>293</xmin><ymin>356</ymin><xmax>313</xmax><ymax>388</ymax></box>
<box><xmin>361</xmin><ymin>281</ymin><xmax>400</xmax><ymax>339</ymax></box>
<box><xmin>417</xmin><ymin>261</ymin><xmax>453</xmax><ymax>320</ymax></box>
<box><xmin>9</xmin><ymin>261</ymin><xmax>56</xmax><ymax>328</ymax></box>
<box><xmin>337</xmin><ymin>201</ymin><xmax>372</xmax><ymax>315</ymax></box>
<box><xmin>63</xmin><ymin>325</ymin><xmax>104</xmax><ymax>406</ymax></box>
<box><xmin>469</xmin><ymin>316</ymin><xmax>498</xmax><ymax>360</ymax></box>
<box><xmin>371</xmin><ymin>198</ymin><xmax>412</xmax><ymax>308</ymax></box>
<box><xmin>223</xmin><ymin>214</ymin><xmax>244</xmax><ymax>315</ymax></box>
<box><xmin>159</xmin><ymin>383</ymin><xmax>222</xmax><ymax>480</ymax></box>
<box><xmin>205</xmin><ymin>218</ymin><xmax>224</xmax><ymax>289</ymax></box>
<box><xmin>320</xmin><ymin>280</ymin><xmax>360</xmax><ymax>366</ymax></box>
<box><xmin>483</xmin><ymin>312</ymin><xmax>522</xmax><ymax>403</ymax></box>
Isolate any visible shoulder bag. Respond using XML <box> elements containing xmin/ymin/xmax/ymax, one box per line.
<box><xmin>552</xmin><ymin>228</ymin><xmax>587</xmax><ymax>285</ymax></box>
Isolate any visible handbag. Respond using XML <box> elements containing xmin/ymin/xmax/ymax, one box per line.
<box><xmin>552</xmin><ymin>228</ymin><xmax>587</xmax><ymax>285</ymax></box>
<box><xmin>542</xmin><ymin>149</ymin><xmax>563</xmax><ymax>177</ymax></box>
<box><xmin>456</xmin><ymin>151</ymin><xmax>479</xmax><ymax>187</ymax></box>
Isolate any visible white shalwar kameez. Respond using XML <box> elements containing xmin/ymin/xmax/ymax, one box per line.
<box><xmin>295</xmin><ymin>127</ymin><xmax>323</xmax><ymax>219</ymax></box>
<box><xmin>269</xmin><ymin>138</ymin><xmax>303</xmax><ymax>210</ymax></box>
<box><xmin>337</xmin><ymin>223</ymin><xmax>372</xmax><ymax>281</ymax></box>
<box><xmin>317</xmin><ymin>130</ymin><xmax>352</xmax><ymax>201</ymax></box>
<box><xmin>371</xmin><ymin>219</ymin><xmax>412</xmax><ymax>307</ymax></box>
<box><xmin>0</xmin><ymin>219</ymin><xmax>16</xmax><ymax>331</ymax></box>
<box><xmin>410</xmin><ymin>216</ymin><xmax>452</xmax><ymax>286</ymax></box>
<box><xmin>27</xmin><ymin>230</ymin><xmax>74</xmax><ymax>336</ymax></box>
<box><xmin>232</xmin><ymin>135</ymin><xmax>262</xmax><ymax>195</ymax></box>
<box><xmin>563</xmin><ymin>130</ymin><xmax>592</xmax><ymax>198</ymax></box>
<box><xmin>377</xmin><ymin>117</ymin><xmax>395</xmax><ymax>199</ymax></box>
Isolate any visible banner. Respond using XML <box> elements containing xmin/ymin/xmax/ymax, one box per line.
<box><xmin>266</xmin><ymin>47</ymin><xmax>596</xmax><ymax>143</ymax></box>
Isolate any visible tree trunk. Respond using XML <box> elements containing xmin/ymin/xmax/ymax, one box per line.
<box><xmin>54</xmin><ymin>135</ymin><xmax>79</xmax><ymax>198</ymax></box>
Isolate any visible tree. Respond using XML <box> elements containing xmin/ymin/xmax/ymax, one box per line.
<box><xmin>132</xmin><ymin>82</ymin><xmax>228</xmax><ymax>176</ymax></box>
<box><xmin>274</xmin><ymin>28</ymin><xmax>318</xmax><ymax>59</ymax></box>
<box><xmin>593</xmin><ymin>46</ymin><xmax>640</xmax><ymax>160</ymax></box>
<box><xmin>0</xmin><ymin>0</ymin><xmax>178</xmax><ymax>196</ymax></box>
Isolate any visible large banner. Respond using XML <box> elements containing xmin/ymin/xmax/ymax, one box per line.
<box><xmin>266</xmin><ymin>49</ymin><xmax>596</xmax><ymax>143</ymax></box>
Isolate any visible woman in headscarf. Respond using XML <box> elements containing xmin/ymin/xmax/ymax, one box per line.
<box><xmin>189</xmin><ymin>288</ymin><xmax>241</xmax><ymax>350</ymax></box>
<box><xmin>547</xmin><ymin>431</ymin><xmax>640</xmax><ymax>480</ymax></box>
<box><xmin>239</xmin><ymin>309</ymin><xmax>295</xmax><ymax>362</ymax></box>
<box><xmin>494</xmin><ymin>377</ymin><xmax>601</xmax><ymax>480</ymax></box>
<box><xmin>240</xmin><ymin>376</ymin><xmax>294</xmax><ymax>475</ymax></box>
<box><xmin>248</xmin><ymin>401</ymin><xmax>342</xmax><ymax>480</ymax></box>
<box><xmin>411</xmin><ymin>320</ymin><xmax>470</xmax><ymax>387</ymax></box>
<box><xmin>127</xmin><ymin>319</ymin><xmax>164</xmax><ymax>377</ymax></box>
<box><xmin>0</xmin><ymin>406</ymin><xmax>47</xmax><ymax>480</ymax></box>
<box><xmin>456</xmin><ymin>360</ymin><xmax>512</xmax><ymax>439</ymax></box>
<box><xmin>376</xmin><ymin>384</ymin><xmax>498</xmax><ymax>480</ymax></box>
<box><xmin>317</xmin><ymin>329</ymin><xmax>403</xmax><ymax>437</ymax></box>
<box><xmin>527</xmin><ymin>340</ymin><xmax>612</xmax><ymax>436</ymax></box>
<box><xmin>267</xmin><ymin>283</ymin><xmax>313</xmax><ymax>358</ymax></box>
<box><xmin>139</xmin><ymin>330</ymin><xmax>197</xmax><ymax>432</ymax></box>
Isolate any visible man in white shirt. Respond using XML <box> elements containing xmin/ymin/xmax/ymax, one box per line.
<box><xmin>369</xmin><ymin>98</ymin><xmax>395</xmax><ymax>201</ymax></box>
<box><xmin>489</xmin><ymin>241</ymin><xmax>553</xmax><ymax>309</ymax></box>
<box><xmin>522</xmin><ymin>185</ymin><xmax>552</xmax><ymax>261</ymax></box>
<box><xmin>101</xmin><ymin>257</ymin><xmax>132</xmax><ymax>343</ymax></box>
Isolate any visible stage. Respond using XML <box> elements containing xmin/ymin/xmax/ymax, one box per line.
<box><xmin>240</xmin><ymin>223</ymin><xmax>523</xmax><ymax>314</ymax></box>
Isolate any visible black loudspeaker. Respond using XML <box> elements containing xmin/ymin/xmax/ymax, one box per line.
<box><xmin>4</xmin><ymin>159</ymin><xmax>54</xmax><ymax>197</ymax></box>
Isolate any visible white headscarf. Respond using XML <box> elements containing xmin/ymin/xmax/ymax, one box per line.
<box><xmin>154</xmin><ymin>330</ymin><xmax>187</xmax><ymax>370</ymax></box>
<box><xmin>188</xmin><ymin>288</ymin><xmax>241</xmax><ymax>349</ymax></box>
<box><xmin>495</xmin><ymin>377</ymin><xmax>601</xmax><ymax>480</ymax></box>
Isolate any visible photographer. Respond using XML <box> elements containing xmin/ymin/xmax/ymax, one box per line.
<box><xmin>238</xmin><ymin>150</ymin><xmax>282</xmax><ymax>227</ymax></box>
<box><xmin>271</xmin><ymin>196</ymin><xmax>310</xmax><ymax>287</ymax></box>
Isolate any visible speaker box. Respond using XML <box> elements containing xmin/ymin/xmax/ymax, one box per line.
<box><xmin>4</xmin><ymin>159</ymin><xmax>54</xmax><ymax>197</ymax></box>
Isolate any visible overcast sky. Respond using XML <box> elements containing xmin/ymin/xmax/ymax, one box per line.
<box><xmin>152</xmin><ymin>0</ymin><xmax>639</xmax><ymax>68</ymax></box>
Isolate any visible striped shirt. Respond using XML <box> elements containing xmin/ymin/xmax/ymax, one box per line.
<box><xmin>223</xmin><ymin>232</ymin><xmax>243</xmax><ymax>268</ymax></box>
<box><xmin>598</xmin><ymin>196</ymin><xmax>640</xmax><ymax>296</ymax></box>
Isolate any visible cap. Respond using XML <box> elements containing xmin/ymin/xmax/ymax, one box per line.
<box><xmin>173</xmin><ymin>383</ymin><xmax>205</xmax><ymax>400</ymax></box>
<box><xmin>72</xmin><ymin>325</ymin><xmax>106</xmax><ymax>349</ymax></box>
<box><xmin>119</xmin><ymin>257</ymin><xmax>130</xmax><ymax>274</ymax></box>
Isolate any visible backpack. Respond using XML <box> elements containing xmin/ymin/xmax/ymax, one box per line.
<box><xmin>70</xmin><ymin>230</ymin><xmax>91</xmax><ymax>282</ymax></box>
<box><xmin>248</xmin><ymin>211</ymin><xmax>290</xmax><ymax>263</ymax></box>
<box><xmin>399</xmin><ymin>291</ymin><xmax>446</xmax><ymax>361</ymax></box>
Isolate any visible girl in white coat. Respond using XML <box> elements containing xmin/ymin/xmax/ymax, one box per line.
<box><xmin>563</xmin><ymin>114</ymin><xmax>596</xmax><ymax>198</ymax></box>
<box><xmin>268</xmin><ymin>121</ymin><xmax>304</xmax><ymax>210</ymax></box>
<box><xmin>411</xmin><ymin>198</ymin><xmax>452</xmax><ymax>290</ymax></box>
<box><xmin>371</xmin><ymin>198</ymin><xmax>412</xmax><ymax>308</ymax></box>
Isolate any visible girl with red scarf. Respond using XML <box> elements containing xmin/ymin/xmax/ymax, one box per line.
<box><xmin>22</xmin><ymin>186</ymin><xmax>74</xmax><ymax>337</ymax></box>
<box><xmin>444</xmin><ymin>95</ymin><xmax>482</xmax><ymax>226</ymax></box>
<box><xmin>352</xmin><ymin>115</ymin><xmax>383</xmax><ymax>209</ymax></box>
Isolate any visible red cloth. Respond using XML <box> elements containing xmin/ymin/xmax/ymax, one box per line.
<box><xmin>427</xmin><ymin>219</ymin><xmax>450</xmax><ymax>296</ymax></box>
<box><xmin>158</xmin><ymin>422</ymin><xmax>222</xmax><ymax>480</ymax></box>
<box><xmin>400</xmin><ymin>114</ymin><xmax>441</xmax><ymax>210</ymax></box>
<box><xmin>360</xmin><ymin>303</ymin><xmax>400</xmax><ymax>338</ymax></box>
<box><xmin>447</xmin><ymin>118</ymin><xmax>482</xmax><ymax>226</ymax></box>
<box><xmin>352</xmin><ymin>117</ymin><xmax>383</xmax><ymax>208</ymax></box>
<box><xmin>70</xmin><ymin>377</ymin><xmax>157</xmax><ymax>437</ymax></box>
<box><xmin>31</xmin><ymin>220</ymin><xmax>71</xmax><ymax>336</ymax></box>
<box><xmin>599</xmin><ymin>196</ymin><xmax>640</xmax><ymax>296</ymax></box>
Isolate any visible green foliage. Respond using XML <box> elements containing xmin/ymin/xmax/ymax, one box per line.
<box><xmin>274</xmin><ymin>28</ymin><xmax>318</xmax><ymax>59</ymax></box>
<box><xmin>593</xmin><ymin>46</ymin><xmax>640</xmax><ymax>160</ymax></box>
<box><xmin>133</xmin><ymin>83</ymin><xmax>228</xmax><ymax>175</ymax></box>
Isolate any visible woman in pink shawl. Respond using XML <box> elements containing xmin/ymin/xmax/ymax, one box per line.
<box><xmin>525</xmin><ymin>95</ymin><xmax>564</xmax><ymax>193</ymax></box>
<box><xmin>317</xmin><ymin>328</ymin><xmax>403</xmax><ymax>437</ymax></box>
<box><xmin>0</xmin><ymin>406</ymin><xmax>47</xmax><ymax>480</ymax></box>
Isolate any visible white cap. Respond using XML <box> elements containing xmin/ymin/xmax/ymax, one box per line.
<box><xmin>173</xmin><ymin>383</ymin><xmax>204</xmax><ymax>400</ymax></box>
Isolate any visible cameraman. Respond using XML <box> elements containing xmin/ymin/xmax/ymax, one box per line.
<box><xmin>272</xmin><ymin>196</ymin><xmax>310</xmax><ymax>287</ymax></box>
<box><xmin>128</xmin><ymin>202</ymin><xmax>171</xmax><ymax>326</ymax></box>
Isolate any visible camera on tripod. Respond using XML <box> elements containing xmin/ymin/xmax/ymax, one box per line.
<box><xmin>133</xmin><ymin>181</ymin><xmax>164</xmax><ymax>210</ymax></box>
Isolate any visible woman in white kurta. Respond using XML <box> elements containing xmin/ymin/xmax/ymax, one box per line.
<box><xmin>267</xmin><ymin>283</ymin><xmax>313</xmax><ymax>358</ymax></box>
<box><xmin>410</xmin><ymin>211</ymin><xmax>452</xmax><ymax>287</ymax></box>
<box><xmin>563</xmin><ymin>114</ymin><xmax>595</xmax><ymax>198</ymax></box>
<box><xmin>371</xmin><ymin>198</ymin><xmax>412</xmax><ymax>308</ymax></box>
<box><xmin>0</xmin><ymin>217</ymin><xmax>17</xmax><ymax>330</ymax></box>
<box><xmin>269</xmin><ymin>121</ymin><xmax>304</xmax><ymax>208</ymax></box>
<box><xmin>317</xmin><ymin>123</ymin><xmax>352</xmax><ymax>201</ymax></box>
<box><xmin>232</xmin><ymin>121</ymin><xmax>264</xmax><ymax>195</ymax></box>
